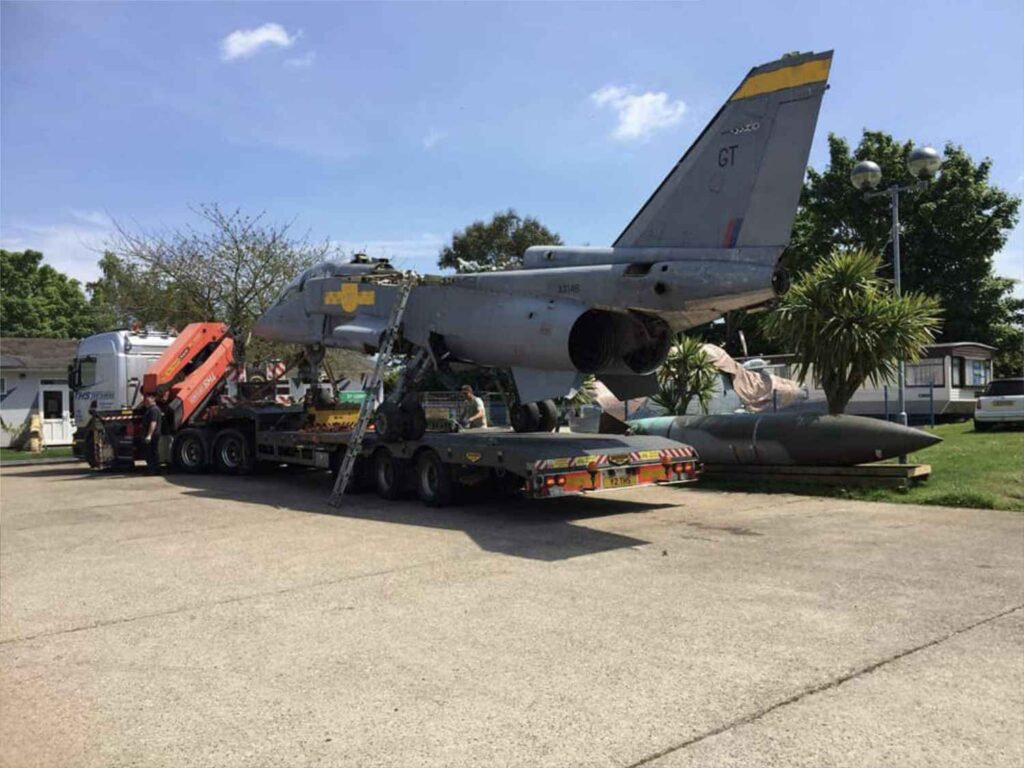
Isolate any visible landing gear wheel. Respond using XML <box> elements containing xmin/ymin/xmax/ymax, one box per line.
<box><xmin>510</xmin><ymin>402</ymin><xmax>541</xmax><ymax>433</ymax></box>
<box><xmin>400</xmin><ymin>397</ymin><xmax>427</xmax><ymax>441</ymax></box>
<box><xmin>536</xmin><ymin>400</ymin><xmax>559</xmax><ymax>433</ymax></box>
<box><xmin>213</xmin><ymin>428</ymin><xmax>253</xmax><ymax>475</ymax></box>
<box><xmin>415</xmin><ymin>450</ymin><xmax>455</xmax><ymax>507</ymax></box>
<box><xmin>374</xmin><ymin>401</ymin><xmax>405</xmax><ymax>442</ymax></box>
<box><xmin>374</xmin><ymin>449</ymin><xmax>407</xmax><ymax>500</ymax></box>
<box><xmin>172</xmin><ymin>429</ymin><xmax>208</xmax><ymax>473</ymax></box>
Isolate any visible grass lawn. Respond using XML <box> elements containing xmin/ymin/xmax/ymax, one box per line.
<box><xmin>697</xmin><ymin>421</ymin><xmax>1024</xmax><ymax>512</ymax></box>
<box><xmin>0</xmin><ymin>446</ymin><xmax>75</xmax><ymax>462</ymax></box>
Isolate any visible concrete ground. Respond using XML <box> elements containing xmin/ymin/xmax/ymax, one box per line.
<box><xmin>1</xmin><ymin>463</ymin><xmax>1021</xmax><ymax>768</ymax></box>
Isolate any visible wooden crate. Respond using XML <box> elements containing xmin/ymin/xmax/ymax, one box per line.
<box><xmin>701</xmin><ymin>463</ymin><xmax>932</xmax><ymax>489</ymax></box>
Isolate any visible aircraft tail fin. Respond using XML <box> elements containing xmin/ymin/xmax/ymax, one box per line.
<box><xmin>614</xmin><ymin>51</ymin><xmax>832</xmax><ymax>251</ymax></box>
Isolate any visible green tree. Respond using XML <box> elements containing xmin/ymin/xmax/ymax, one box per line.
<box><xmin>703</xmin><ymin>131</ymin><xmax>1021</xmax><ymax>368</ymax></box>
<box><xmin>87</xmin><ymin>252</ymin><xmax>205</xmax><ymax>332</ymax></box>
<box><xmin>0</xmin><ymin>249</ymin><xmax>96</xmax><ymax>338</ymax></box>
<box><xmin>762</xmin><ymin>249</ymin><xmax>942</xmax><ymax>415</ymax></box>
<box><xmin>438</xmin><ymin>209</ymin><xmax>562</xmax><ymax>272</ymax></box>
<box><xmin>786</xmin><ymin>131</ymin><xmax>1020</xmax><ymax>363</ymax></box>
<box><xmin>651</xmin><ymin>336</ymin><xmax>718</xmax><ymax>415</ymax></box>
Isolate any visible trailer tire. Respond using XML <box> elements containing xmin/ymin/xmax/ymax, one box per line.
<box><xmin>172</xmin><ymin>429</ymin><xmax>208</xmax><ymax>473</ymax></box>
<box><xmin>537</xmin><ymin>400</ymin><xmax>559</xmax><ymax>432</ymax></box>
<box><xmin>510</xmin><ymin>402</ymin><xmax>541</xmax><ymax>433</ymax></box>
<box><xmin>401</xmin><ymin>399</ymin><xmax>427</xmax><ymax>441</ymax></box>
<box><xmin>375</xmin><ymin>402</ymin><xmax>405</xmax><ymax>443</ymax></box>
<box><xmin>213</xmin><ymin>428</ymin><xmax>253</xmax><ymax>475</ymax></box>
<box><xmin>415</xmin><ymin>450</ymin><xmax>455</xmax><ymax>507</ymax></box>
<box><xmin>373</xmin><ymin>449</ymin><xmax>406</xmax><ymax>500</ymax></box>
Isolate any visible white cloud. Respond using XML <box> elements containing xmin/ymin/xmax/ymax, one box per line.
<box><xmin>0</xmin><ymin>220</ymin><xmax>111</xmax><ymax>284</ymax></box>
<box><xmin>69</xmin><ymin>209</ymin><xmax>111</xmax><ymax>227</ymax></box>
<box><xmin>284</xmin><ymin>51</ymin><xmax>316</xmax><ymax>69</ymax></box>
<box><xmin>220</xmin><ymin>23</ymin><xmax>296</xmax><ymax>62</ymax></box>
<box><xmin>422</xmin><ymin>130</ymin><xmax>445</xmax><ymax>150</ymax></box>
<box><xmin>591</xmin><ymin>85</ymin><xmax>686</xmax><ymax>141</ymax></box>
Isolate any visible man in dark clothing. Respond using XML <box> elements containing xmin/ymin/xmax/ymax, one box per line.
<box><xmin>141</xmin><ymin>394</ymin><xmax>163</xmax><ymax>472</ymax></box>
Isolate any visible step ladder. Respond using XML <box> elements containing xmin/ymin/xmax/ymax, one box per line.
<box><xmin>328</xmin><ymin>272</ymin><xmax>418</xmax><ymax>506</ymax></box>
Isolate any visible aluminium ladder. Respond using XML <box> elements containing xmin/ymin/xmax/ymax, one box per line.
<box><xmin>328</xmin><ymin>272</ymin><xmax>418</xmax><ymax>506</ymax></box>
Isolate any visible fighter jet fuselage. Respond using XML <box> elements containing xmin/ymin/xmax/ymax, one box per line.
<box><xmin>253</xmin><ymin>51</ymin><xmax>834</xmax><ymax>405</ymax></box>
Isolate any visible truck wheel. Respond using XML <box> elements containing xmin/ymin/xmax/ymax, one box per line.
<box><xmin>401</xmin><ymin>399</ymin><xmax>427</xmax><ymax>441</ymax></box>
<box><xmin>375</xmin><ymin>402</ymin><xmax>405</xmax><ymax>442</ymax></box>
<box><xmin>213</xmin><ymin>428</ymin><xmax>253</xmax><ymax>474</ymax></box>
<box><xmin>374</xmin><ymin>449</ymin><xmax>406</xmax><ymax>500</ymax></box>
<box><xmin>510</xmin><ymin>402</ymin><xmax>541</xmax><ymax>433</ymax></box>
<box><xmin>172</xmin><ymin>429</ymin><xmax>208</xmax><ymax>473</ymax></box>
<box><xmin>415</xmin><ymin>450</ymin><xmax>455</xmax><ymax>507</ymax></box>
<box><xmin>537</xmin><ymin>400</ymin><xmax>559</xmax><ymax>432</ymax></box>
<box><xmin>973</xmin><ymin>419</ymin><xmax>991</xmax><ymax>432</ymax></box>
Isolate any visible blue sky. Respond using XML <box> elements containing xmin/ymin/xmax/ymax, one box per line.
<box><xmin>2</xmin><ymin>0</ymin><xmax>1022</xmax><ymax>294</ymax></box>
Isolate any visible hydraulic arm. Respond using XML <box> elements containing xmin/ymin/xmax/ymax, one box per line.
<box><xmin>142</xmin><ymin>322</ymin><xmax>235</xmax><ymax>429</ymax></box>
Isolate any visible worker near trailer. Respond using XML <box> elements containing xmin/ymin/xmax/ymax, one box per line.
<box><xmin>141</xmin><ymin>394</ymin><xmax>163</xmax><ymax>472</ymax></box>
<box><xmin>457</xmin><ymin>385</ymin><xmax>488</xmax><ymax>429</ymax></box>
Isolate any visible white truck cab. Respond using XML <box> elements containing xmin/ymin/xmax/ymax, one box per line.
<box><xmin>68</xmin><ymin>328</ymin><xmax>178</xmax><ymax>424</ymax></box>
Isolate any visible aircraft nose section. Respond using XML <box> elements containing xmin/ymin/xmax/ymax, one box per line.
<box><xmin>251</xmin><ymin>308</ymin><xmax>280</xmax><ymax>341</ymax></box>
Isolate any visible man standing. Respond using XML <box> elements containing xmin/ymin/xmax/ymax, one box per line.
<box><xmin>457</xmin><ymin>385</ymin><xmax>488</xmax><ymax>429</ymax></box>
<box><xmin>141</xmin><ymin>394</ymin><xmax>163</xmax><ymax>473</ymax></box>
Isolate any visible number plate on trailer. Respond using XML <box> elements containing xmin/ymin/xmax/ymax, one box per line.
<box><xmin>604</xmin><ymin>471</ymin><xmax>637</xmax><ymax>489</ymax></box>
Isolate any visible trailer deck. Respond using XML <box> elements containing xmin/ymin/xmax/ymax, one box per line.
<box><xmin>255</xmin><ymin>426</ymin><xmax>701</xmax><ymax>502</ymax></box>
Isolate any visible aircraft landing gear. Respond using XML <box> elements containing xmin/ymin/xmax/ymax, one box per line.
<box><xmin>374</xmin><ymin>396</ymin><xmax>427</xmax><ymax>442</ymax></box>
<box><xmin>509</xmin><ymin>399</ymin><xmax>558</xmax><ymax>433</ymax></box>
<box><xmin>372</xmin><ymin>349</ymin><xmax>431</xmax><ymax>443</ymax></box>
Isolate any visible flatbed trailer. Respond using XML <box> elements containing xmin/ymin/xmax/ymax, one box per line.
<box><xmin>71</xmin><ymin>322</ymin><xmax>701</xmax><ymax>507</ymax></box>
<box><xmin>78</xmin><ymin>400</ymin><xmax>701</xmax><ymax>506</ymax></box>
<box><xmin>256</xmin><ymin>423</ymin><xmax>701</xmax><ymax>505</ymax></box>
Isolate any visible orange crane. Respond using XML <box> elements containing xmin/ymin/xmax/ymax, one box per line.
<box><xmin>142</xmin><ymin>322</ymin><xmax>235</xmax><ymax>430</ymax></box>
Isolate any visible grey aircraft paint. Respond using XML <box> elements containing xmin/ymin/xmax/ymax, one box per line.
<box><xmin>253</xmin><ymin>51</ymin><xmax>834</xmax><ymax>405</ymax></box>
<box><xmin>626</xmin><ymin>413</ymin><xmax>942</xmax><ymax>466</ymax></box>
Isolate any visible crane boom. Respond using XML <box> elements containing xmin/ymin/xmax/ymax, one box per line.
<box><xmin>142</xmin><ymin>322</ymin><xmax>236</xmax><ymax>429</ymax></box>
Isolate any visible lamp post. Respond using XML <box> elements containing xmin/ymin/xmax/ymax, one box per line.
<box><xmin>851</xmin><ymin>146</ymin><xmax>942</xmax><ymax>461</ymax></box>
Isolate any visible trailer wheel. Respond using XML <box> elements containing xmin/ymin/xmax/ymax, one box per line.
<box><xmin>537</xmin><ymin>400</ymin><xmax>559</xmax><ymax>432</ymax></box>
<box><xmin>401</xmin><ymin>399</ymin><xmax>427</xmax><ymax>441</ymax></box>
<box><xmin>510</xmin><ymin>402</ymin><xmax>541</xmax><ymax>433</ymax></box>
<box><xmin>172</xmin><ymin>429</ymin><xmax>208</xmax><ymax>473</ymax></box>
<box><xmin>374</xmin><ymin>402</ymin><xmax>405</xmax><ymax>443</ymax></box>
<box><xmin>373</xmin><ymin>449</ymin><xmax>406</xmax><ymax>500</ymax></box>
<box><xmin>415</xmin><ymin>450</ymin><xmax>455</xmax><ymax>507</ymax></box>
<box><xmin>213</xmin><ymin>428</ymin><xmax>253</xmax><ymax>475</ymax></box>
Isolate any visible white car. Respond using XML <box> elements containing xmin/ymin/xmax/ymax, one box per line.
<box><xmin>974</xmin><ymin>378</ymin><xmax>1024</xmax><ymax>431</ymax></box>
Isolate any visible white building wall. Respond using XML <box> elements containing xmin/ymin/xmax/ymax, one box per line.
<box><xmin>0</xmin><ymin>369</ymin><xmax>67</xmax><ymax>447</ymax></box>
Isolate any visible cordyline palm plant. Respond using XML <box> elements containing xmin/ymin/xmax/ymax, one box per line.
<box><xmin>651</xmin><ymin>335</ymin><xmax>718</xmax><ymax>415</ymax></box>
<box><xmin>762</xmin><ymin>248</ymin><xmax>942</xmax><ymax>414</ymax></box>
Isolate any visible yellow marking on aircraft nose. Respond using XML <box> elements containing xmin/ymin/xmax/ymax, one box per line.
<box><xmin>324</xmin><ymin>283</ymin><xmax>376</xmax><ymax>313</ymax></box>
<box><xmin>730</xmin><ymin>56</ymin><xmax>831</xmax><ymax>101</ymax></box>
